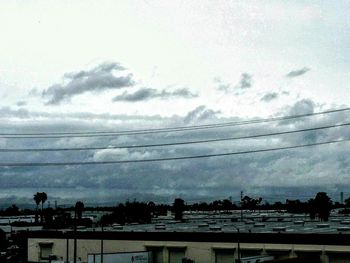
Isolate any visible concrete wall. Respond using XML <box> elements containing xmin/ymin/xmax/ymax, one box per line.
<box><xmin>28</xmin><ymin>238</ymin><xmax>350</xmax><ymax>263</ymax></box>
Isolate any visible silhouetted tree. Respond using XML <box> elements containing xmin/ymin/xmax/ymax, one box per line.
<box><xmin>212</xmin><ymin>200</ymin><xmax>221</xmax><ymax>212</ymax></box>
<box><xmin>100</xmin><ymin>201</ymin><xmax>152</xmax><ymax>225</ymax></box>
<box><xmin>286</xmin><ymin>199</ymin><xmax>309</xmax><ymax>214</ymax></box>
<box><xmin>40</xmin><ymin>192</ymin><xmax>48</xmax><ymax>223</ymax></box>
<box><xmin>148</xmin><ymin>201</ymin><xmax>156</xmax><ymax>216</ymax></box>
<box><xmin>33</xmin><ymin>192</ymin><xmax>41</xmax><ymax>223</ymax></box>
<box><xmin>197</xmin><ymin>202</ymin><xmax>209</xmax><ymax>211</ymax></box>
<box><xmin>308</xmin><ymin>198</ymin><xmax>316</xmax><ymax>220</ymax></box>
<box><xmin>173</xmin><ymin>198</ymin><xmax>185</xmax><ymax>221</ymax></box>
<box><xmin>313</xmin><ymin>192</ymin><xmax>332</xmax><ymax>221</ymax></box>
<box><xmin>5</xmin><ymin>204</ymin><xmax>19</xmax><ymax>215</ymax></box>
<box><xmin>75</xmin><ymin>201</ymin><xmax>85</xmax><ymax>220</ymax></box>
<box><xmin>222</xmin><ymin>199</ymin><xmax>234</xmax><ymax>213</ymax></box>
<box><xmin>40</xmin><ymin>192</ymin><xmax>47</xmax><ymax>211</ymax></box>
<box><xmin>241</xmin><ymin>196</ymin><xmax>262</xmax><ymax>211</ymax></box>
<box><xmin>44</xmin><ymin>208</ymin><xmax>54</xmax><ymax>226</ymax></box>
<box><xmin>345</xmin><ymin>197</ymin><xmax>350</xmax><ymax>208</ymax></box>
<box><xmin>0</xmin><ymin>229</ymin><xmax>6</xmax><ymax>250</ymax></box>
<box><xmin>272</xmin><ymin>201</ymin><xmax>284</xmax><ymax>211</ymax></box>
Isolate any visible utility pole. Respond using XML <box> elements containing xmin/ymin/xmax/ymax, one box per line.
<box><xmin>74</xmin><ymin>209</ymin><xmax>77</xmax><ymax>263</ymax></box>
<box><xmin>101</xmin><ymin>223</ymin><xmax>104</xmax><ymax>263</ymax></box>
<box><xmin>66</xmin><ymin>238</ymin><xmax>69</xmax><ymax>263</ymax></box>
<box><xmin>232</xmin><ymin>225</ymin><xmax>241</xmax><ymax>263</ymax></box>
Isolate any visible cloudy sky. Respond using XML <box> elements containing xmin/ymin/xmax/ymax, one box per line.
<box><xmin>0</xmin><ymin>0</ymin><xmax>349</xmax><ymax>206</ymax></box>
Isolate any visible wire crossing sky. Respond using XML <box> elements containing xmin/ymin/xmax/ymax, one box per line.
<box><xmin>0</xmin><ymin>107</ymin><xmax>349</xmax><ymax>137</ymax></box>
<box><xmin>0</xmin><ymin>122</ymin><xmax>348</xmax><ymax>152</ymax></box>
<box><xmin>0</xmin><ymin>138</ymin><xmax>349</xmax><ymax>167</ymax></box>
<box><xmin>0</xmin><ymin>0</ymin><xmax>349</xmax><ymax>204</ymax></box>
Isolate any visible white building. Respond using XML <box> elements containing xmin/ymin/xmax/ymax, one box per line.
<box><xmin>23</xmin><ymin>230</ymin><xmax>350</xmax><ymax>263</ymax></box>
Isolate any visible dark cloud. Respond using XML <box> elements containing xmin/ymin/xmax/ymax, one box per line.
<box><xmin>215</xmin><ymin>73</ymin><xmax>252</xmax><ymax>94</ymax></box>
<box><xmin>0</xmin><ymin>106</ymin><xmax>166</xmax><ymax>124</ymax></box>
<box><xmin>238</xmin><ymin>73</ymin><xmax>253</xmax><ymax>89</ymax></box>
<box><xmin>0</xmin><ymin>106</ymin><xmax>30</xmax><ymax>118</ymax></box>
<box><xmin>288</xmin><ymin>98</ymin><xmax>315</xmax><ymax>115</ymax></box>
<box><xmin>261</xmin><ymin>92</ymin><xmax>278</xmax><ymax>102</ymax></box>
<box><xmin>170</xmin><ymin>88</ymin><xmax>197</xmax><ymax>98</ymax></box>
<box><xmin>0</xmin><ymin>101</ymin><xmax>349</xmax><ymax>204</ymax></box>
<box><xmin>16</xmin><ymin>101</ymin><xmax>27</xmax><ymax>107</ymax></box>
<box><xmin>214</xmin><ymin>78</ymin><xmax>231</xmax><ymax>92</ymax></box>
<box><xmin>183</xmin><ymin>105</ymin><xmax>221</xmax><ymax>124</ymax></box>
<box><xmin>277</xmin><ymin>99</ymin><xmax>316</xmax><ymax>127</ymax></box>
<box><xmin>113</xmin><ymin>88</ymin><xmax>156</xmax><ymax>102</ymax></box>
<box><xmin>286</xmin><ymin>67</ymin><xmax>310</xmax><ymax>78</ymax></box>
<box><xmin>112</xmin><ymin>88</ymin><xmax>197</xmax><ymax>102</ymax></box>
<box><xmin>42</xmin><ymin>62</ymin><xmax>135</xmax><ymax>105</ymax></box>
<box><xmin>217</xmin><ymin>83</ymin><xmax>231</xmax><ymax>91</ymax></box>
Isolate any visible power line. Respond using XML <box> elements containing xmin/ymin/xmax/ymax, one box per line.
<box><xmin>1</xmin><ymin>107</ymin><xmax>349</xmax><ymax>138</ymax></box>
<box><xmin>1</xmin><ymin>122</ymin><xmax>349</xmax><ymax>152</ymax></box>
<box><xmin>0</xmin><ymin>138</ymin><xmax>348</xmax><ymax>167</ymax></box>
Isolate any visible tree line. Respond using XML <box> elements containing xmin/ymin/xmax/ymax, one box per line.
<box><xmin>101</xmin><ymin>192</ymin><xmax>336</xmax><ymax>224</ymax></box>
<box><xmin>0</xmin><ymin>191</ymin><xmax>349</xmax><ymax>227</ymax></box>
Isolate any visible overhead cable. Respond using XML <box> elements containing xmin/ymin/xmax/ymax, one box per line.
<box><xmin>0</xmin><ymin>138</ymin><xmax>348</xmax><ymax>167</ymax></box>
<box><xmin>1</xmin><ymin>107</ymin><xmax>349</xmax><ymax>138</ymax></box>
<box><xmin>0</xmin><ymin>122</ymin><xmax>349</xmax><ymax>152</ymax></box>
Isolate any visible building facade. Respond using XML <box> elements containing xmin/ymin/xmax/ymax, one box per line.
<box><xmin>23</xmin><ymin>231</ymin><xmax>350</xmax><ymax>263</ymax></box>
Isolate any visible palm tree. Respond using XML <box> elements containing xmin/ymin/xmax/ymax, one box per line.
<box><xmin>33</xmin><ymin>192</ymin><xmax>41</xmax><ymax>223</ymax></box>
<box><xmin>41</xmin><ymin>192</ymin><xmax>47</xmax><ymax>211</ymax></box>
<box><xmin>40</xmin><ymin>192</ymin><xmax>48</xmax><ymax>223</ymax></box>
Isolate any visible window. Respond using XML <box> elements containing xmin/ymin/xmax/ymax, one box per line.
<box><xmin>264</xmin><ymin>249</ymin><xmax>290</xmax><ymax>260</ymax></box>
<box><xmin>168</xmin><ymin>247</ymin><xmax>186</xmax><ymax>263</ymax></box>
<box><xmin>146</xmin><ymin>246</ymin><xmax>164</xmax><ymax>263</ymax></box>
<box><xmin>328</xmin><ymin>253</ymin><xmax>350</xmax><ymax>263</ymax></box>
<box><xmin>214</xmin><ymin>249</ymin><xmax>235</xmax><ymax>263</ymax></box>
<box><xmin>293</xmin><ymin>251</ymin><xmax>321</xmax><ymax>263</ymax></box>
<box><xmin>240</xmin><ymin>249</ymin><xmax>261</xmax><ymax>258</ymax></box>
<box><xmin>39</xmin><ymin>242</ymin><xmax>53</xmax><ymax>260</ymax></box>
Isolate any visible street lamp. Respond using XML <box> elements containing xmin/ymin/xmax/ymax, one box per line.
<box><xmin>232</xmin><ymin>225</ymin><xmax>241</xmax><ymax>263</ymax></box>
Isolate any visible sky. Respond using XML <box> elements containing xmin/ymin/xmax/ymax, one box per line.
<box><xmin>0</xmin><ymin>0</ymin><xmax>349</xmax><ymax>206</ymax></box>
